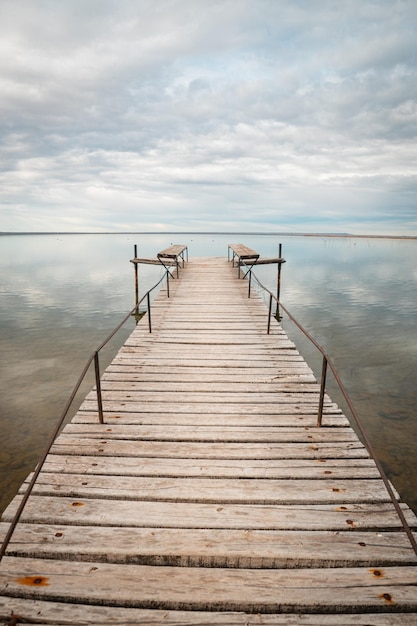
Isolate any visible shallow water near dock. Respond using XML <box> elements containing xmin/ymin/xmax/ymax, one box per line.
<box><xmin>0</xmin><ymin>233</ymin><xmax>416</xmax><ymax>515</ymax></box>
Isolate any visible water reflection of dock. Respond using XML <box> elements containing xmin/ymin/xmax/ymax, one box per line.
<box><xmin>1</xmin><ymin>253</ymin><xmax>417</xmax><ymax>623</ymax></box>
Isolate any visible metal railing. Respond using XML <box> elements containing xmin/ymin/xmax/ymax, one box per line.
<box><xmin>0</xmin><ymin>267</ymin><xmax>173</xmax><ymax>562</ymax></box>
<box><xmin>244</xmin><ymin>262</ymin><xmax>417</xmax><ymax>557</ymax></box>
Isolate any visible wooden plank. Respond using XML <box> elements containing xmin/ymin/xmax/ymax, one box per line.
<box><xmin>2</xmin><ymin>598</ymin><xmax>417</xmax><ymax>625</ymax></box>
<box><xmin>134</xmin><ymin>318</ymin><xmax>285</xmax><ymax>326</ymax></box>
<box><xmin>137</xmin><ymin>329</ymin><xmax>288</xmax><ymax>338</ymax></box>
<box><xmin>101</xmin><ymin>371</ymin><xmax>318</xmax><ymax>383</ymax></box>
<box><xmin>22</xmin><ymin>473</ymin><xmax>393</xmax><ymax>505</ymax></box>
<box><xmin>112</xmin><ymin>347</ymin><xmax>306</xmax><ymax>358</ymax></box>
<box><xmin>111</xmin><ymin>357</ymin><xmax>312</xmax><ymax>368</ymax></box>
<box><xmin>108</xmin><ymin>378</ymin><xmax>320</xmax><ymax>390</ymax></box>
<box><xmin>4</xmin><ymin>496</ymin><xmax>415</xmax><ymax>531</ymax></box>
<box><xmin>117</xmin><ymin>345</ymin><xmax>300</xmax><ymax>355</ymax></box>
<box><xmin>158</xmin><ymin>244</ymin><xmax>187</xmax><ymax>258</ymax></box>
<box><xmin>130</xmin><ymin>257</ymin><xmax>176</xmax><ymax>265</ymax></box>
<box><xmin>2</xmin><ymin>524</ymin><xmax>415</xmax><ymax>568</ymax></box>
<box><xmin>96</xmin><ymin>381</ymin><xmax>321</xmax><ymax>393</ymax></box>
<box><xmin>228</xmin><ymin>243</ymin><xmax>259</xmax><ymax>259</ymax></box>
<box><xmin>1</xmin><ymin>557</ymin><xmax>417</xmax><ymax>612</ymax></box>
<box><xmin>79</xmin><ymin>400</ymin><xmax>343</xmax><ymax>415</ymax></box>
<box><xmin>61</xmin><ymin>423</ymin><xmax>359</xmax><ymax>443</ymax></box>
<box><xmin>245</xmin><ymin>256</ymin><xmax>286</xmax><ymax>265</ymax></box>
<box><xmin>49</xmin><ymin>437</ymin><xmax>369</xmax><ymax>459</ymax></box>
<box><xmin>103</xmin><ymin>367</ymin><xmax>316</xmax><ymax>377</ymax></box>
<box><xmin>73</xmin><ymin>411</ymin><xmax>349</xmax><ymax>427</ymax></box>
<box><xmin>105</xmin><ymin>363</ymin><xmax>315</xmax><ymax>375</ymax></box>
<box><xmin>73</xmin><ymin>402</ymin><xmax>339</xmax><ymax>418</ymax></box>
<box><xmin>84</xmin><ymin>388</ymin><xmax>333</xmax><ymax>401</ymax></box>
<box><xmin>40</xmin><ymin>455</ymin><xmax>380</xmax><ymax>479</ymax></box>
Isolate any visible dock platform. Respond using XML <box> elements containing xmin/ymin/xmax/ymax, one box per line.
<box><xmin>1</xmin><ymin>255</ymin><xmax>417</xmax><ymax>624</ymax></box>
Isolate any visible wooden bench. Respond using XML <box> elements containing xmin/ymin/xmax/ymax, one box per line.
<box><xmin>228</xmin><ymin>243</ymin><xmax>260</xmax><ymax>277</ymax></box>
<box><xmin>157</xmin><ymin>244</ymin><xmax>188</xmax><ymax>277</ymax></box>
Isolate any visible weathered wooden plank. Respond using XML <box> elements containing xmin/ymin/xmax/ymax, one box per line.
<box><xmin>49</xmin><ymin>437</ymin><xmax>368</xmax><ymax>459</ymax></box>
<box><xmin>135</xmin><ymin>319</ymin><xmax>285</xmax><ymax>328</ymax></box>
<box><xmin>111</xmin><ymin>354</ymin><xmax>308</xmax><ymax>364</ymax></box>
<box><xmin>112</xmin><ymin>357</ymin><xmax>312</xmax><ymax>369</ymax></box>
<box><xmin>244</xmin><ymin>256</ymin><xmax>286</xmax><ymax>265</ymax></box>
<box><xmin>157</xmin><ymin>244</ymin><xmax>187</xmax><ymax>257</ymax></box>
<box><xmin>61</xmin><ymin>424</ymin><xmax>358</xmax><ymax>443</ymax></box>
<box><xmin>82</xmin><ymin>384</ymin><xmax>334</xmax><ymax>407</ymax></box>
<box><xmin>121</xmin><ymin>342</ymin><xmax>297</xmax><ymax>352</ymax></box>
<box><xmin>79</xmin><ymin>400</ymin><xmax>343</xmax><ymax>415</ymax></box>
<box><xmin>22</xmin><ymin>473</ymin><xmax>393</xmax><ymax>505</ymax></box>
<box><xmin>2</xmin><ymin>524</ymin><xmax>415</xmax><ymax>568</ymax></box>
<box><xmin>142</xmin><ymin>314</ymin><xmax>280</xmax><ymax>323</ymax></box>
<box><xmin>96</xmin><ymin>378</ymin><xmax>320</xmax><ymax>394</ymax></box>
<box><xmin>123</xmin><ymin>337</ymin><xmax>296</xmax><ymax>347</ymax></box>
<box><xmin>130</xmin><ymin>256</ymin><xmax>177</xmax><ymax>265</ymax></box>
<box><xmin>2</xmin><ymin>598</ymin><xmax>417</xmax><ymax>626</ymax></box>
<box><xmin>117</xmin><ymin>348</ymin><xmax>300</xmax><ymax>360</ymax></box>
<box><xmin>83</xmin><ymin>383</ymin><xmax>332</xmax><ymax>405</ymax></box>
<box><xmin>40</xmin><ymin>455</ymin><xmax>380</xmax><ymax>479</ymax></box>
<box><xmin>96</xmin><ymin>381</ymin><xmax>321</xmax><ymax>393</ymax></box>
<box><xmin>82</xmin><ymin>389</ymin><xmax>336</xmax><ymax>403</ymax></box>
<box><xmin>131</xmin><ymin>312</ymin><xmax>283</xmax><ymax>322</ymax></box>
<box><xmin>73</xmin><ymin>411</ymin><xmax>349</xmax><ymax>427</ymax></box>
<box><xmin>111</xmin><ymin>358</ymin><xmax>312</xmax><ymax>369</ymax></box>
<box><xmin>228</xmin><ymin>243</ymin><xmax>259</xmax><ymax>258</ymax></box>
<box><xmin>1</xmin><ymin>558</ymin><xmax>417</xmax><ymax>612</ymax></box>
<box><xmin>4</xmin><ymin>496</ymin><xmax>415</xmax><ymax>531</ymax></box>
<box><xmin>102</xmin><ymin>370</ymin><xmax>318</xmax><ymax>382</ymax></box>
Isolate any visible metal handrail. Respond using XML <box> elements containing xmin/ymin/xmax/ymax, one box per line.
<box><xmin>244</xmin><ymin>263</ymin><xmax>417</xmax><ymax>557</ymax></box>
<box><xmin>0</xmin><ymin>267</ymin><xmax>172</xmax><ymax>562</ymax></box>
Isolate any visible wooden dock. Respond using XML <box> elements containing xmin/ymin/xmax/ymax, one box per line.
<box><xmin>1</xmin><ymin>255</ymin><xmax>417</xmax><ymax>624</ymax></box>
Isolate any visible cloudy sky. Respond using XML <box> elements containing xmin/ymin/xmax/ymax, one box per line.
<box><xmin>1</xmin><ymin>0</ymin><xmax>416</xmax><ymax>234</ymax></box>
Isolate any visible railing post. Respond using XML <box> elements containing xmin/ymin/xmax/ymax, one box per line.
<box><xmin>94</xmin><ymin>351</ymin><xmax>104</xmax><ymax>424</ymax></box>
<box><xmin>317</xmin><ymin>355</ymin><xmax>328</xmax><ymax>427</ymax></box>
<box><xmin>147</xmin><ymin>291</ymin><xmax>152</xmax><ymax>333</ymax></box>
<box><xmin>276</xmin><ymin>243</ymin><xmax>282</xmax><ymax>319</ymax></box>
<box><xmin>133</xmin><ymin>244</ymin><xmax>139</xmax><ymax>315</ymax></box>
<box><xmin>267</xmin><ymin>293</ymin><xmax>273</xmax><ymax>334</ymax></box>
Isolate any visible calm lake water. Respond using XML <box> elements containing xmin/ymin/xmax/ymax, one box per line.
<box><xmin>0</xmin><ymin>233</ymin><xmax>416</xmax><ymax>515</ymax></box>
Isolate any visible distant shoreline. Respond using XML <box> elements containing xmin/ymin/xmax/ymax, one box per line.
<box><xmin>1</xmin><ymin>231</ymin><xmax>416</xmax><ymax>240</ymax></box>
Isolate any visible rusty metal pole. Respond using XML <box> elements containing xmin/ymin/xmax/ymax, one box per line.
<box><xmin>94</xmin><ymin>351</ymin><xmax>104</xmax><ymax>424</ymax></box>
<box><xmin>133</xmin><ymin>244</ymin><xmax>139</xmax><ymax>316</ymax></box>
<box><xmin>317</xmin><ymin>355</ymin><xmax>328</xmax><ymax>427</ymax></box>
<box><xmin>276</xmin><ymin>243</ymin><xmax>282</xmax><ymax>319</ymax></box>
<box><xmin>267</xmin><ymin>293</ymin><xmax>273</xmax><ymax>334</ymax></box>
<box><xmin>147</xmin><ymin>291</ymin><xmax>152</xmax><ymax>333</ymax></box>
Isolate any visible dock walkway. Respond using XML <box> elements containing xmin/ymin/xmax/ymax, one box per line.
<box><xmin>1</xmin><ymin>256</ymin><xmax>417</xmax><ymax>624</ymax></box>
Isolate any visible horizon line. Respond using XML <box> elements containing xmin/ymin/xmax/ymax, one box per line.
<box><xmin>1</xmin><ymin>230</ymin><xmax>416</xmax><ymax>240</ymax></box>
